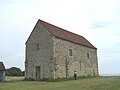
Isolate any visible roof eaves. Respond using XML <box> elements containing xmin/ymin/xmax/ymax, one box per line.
<box><xmin>54</xmin><ymin>36</ymin><xmax>97</xmax><ymax>50</ymax></box>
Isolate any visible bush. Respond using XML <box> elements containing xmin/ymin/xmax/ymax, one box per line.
<box><xmin>6</xmin><ymin>67</ymin><xmax>23</xmax><ymax>76</ymax></box>
<box><xmin>23</xmin><ymin>78</ymin><xmax>35</xmax><ymax>81</ymax></box>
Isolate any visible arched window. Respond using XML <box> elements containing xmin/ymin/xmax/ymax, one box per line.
<box><xmin>69</xmin><ymin>49</ymin><xmax>72</xmax><ymax>56</ymax></box>
<box><xmin>87</xmin><ymin>53</ymin><xmax>89</xmax><ymax>59</ymax></box>
<box><xmin>37</xmin><ymin>43</ymin><xmax>40</xmax><ymax>51</ymax></box>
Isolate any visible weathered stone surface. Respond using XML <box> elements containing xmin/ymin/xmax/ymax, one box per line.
<box><xmin>25</xmin><ymin>22</ymin><xmax>54</xmax><ymax>80</ymax></box>
<box><xmin>25</xmin><ymin>20</ymin><xmax>99</xmax><ymax>80</ymax></box>
<box><xmin>53</xmin><ymin>37</ymin><xmax>99</xmax><ymax>78</ymax></box>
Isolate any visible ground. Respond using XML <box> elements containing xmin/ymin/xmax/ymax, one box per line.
<box><xmin>0</xmin><ymin>76</ymin><xmax>120</xmax><ymax>90</ymax></box>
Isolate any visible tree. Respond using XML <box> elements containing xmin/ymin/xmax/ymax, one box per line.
<box><xmin>6</xmin><ymin>67</ymin><xmax>23</xmax><ymax>76</ymax></box>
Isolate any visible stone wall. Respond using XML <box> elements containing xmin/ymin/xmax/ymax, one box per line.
<box><xmin>53</xmin><ymin>37</ymin><xmax>99</xmax><ymax>78</ymax></box>
<box><xmin>25</xmin><ymin>21</ymin><xmax>99</xmax><ymax>80</ymax></box>
<box><xmin>25</xmin><ymin>21</ymin><xmax>54</xmax><ymax>80</ymax></box>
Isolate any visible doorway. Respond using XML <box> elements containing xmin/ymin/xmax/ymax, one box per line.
<box><xmin>35</xmin><ymin>66</ymin><xmax>41</xmax><ymax>80</ymax></box>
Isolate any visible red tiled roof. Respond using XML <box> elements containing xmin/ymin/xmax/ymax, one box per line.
<box><xmin>0</xmin><ymin>62</ymin><xmax>5</xmax><ymax>71</ymax></box>
<box><xmin>39</xmin><ymin>19</ymin><xmax>97</xmax><ymax>50</ymax></box>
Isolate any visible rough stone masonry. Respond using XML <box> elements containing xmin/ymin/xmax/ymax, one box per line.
<box><xmin>25</xmin><ymin>19</ymin><xmax>99</xmax><ymax>80</ymax></box>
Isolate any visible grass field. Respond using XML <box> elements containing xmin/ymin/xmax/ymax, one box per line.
<box><xmin>0</xmin><ymin>76</ymin><xmax>120</xmax><ymax>90</ymax></box>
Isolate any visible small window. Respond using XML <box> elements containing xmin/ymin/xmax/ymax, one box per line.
<box><xmin>37</xmin><ymin>43</ymin><xmax>40</xmax><ymax>51</ymax></box>
<box><xmin>87</xmin><ymin>53</ymin><xmax>89</xmax><ymax>59</ymax></box>
<box><xmin>69</xmin><ymin>49</ymin><xmax>72</xmax><ymax>56</ymax></box>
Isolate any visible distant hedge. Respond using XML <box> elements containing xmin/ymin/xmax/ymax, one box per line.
<box><xmin>6</xmin><ymin>67</ymin><xmax>24</xmax><ymax>76</ymax></box>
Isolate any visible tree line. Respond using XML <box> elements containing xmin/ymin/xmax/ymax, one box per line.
<box><xmin>5</xmin><ymin>67</ymin><xmax>24</xmax><ymax>76</ymax></box>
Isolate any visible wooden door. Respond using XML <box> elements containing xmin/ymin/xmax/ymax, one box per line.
<box><xmin>35</xmin><ymin>66</ymin><xmax>41</xmax><ymax>80</ymax></box>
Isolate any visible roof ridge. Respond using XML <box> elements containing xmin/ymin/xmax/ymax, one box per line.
<box><xmin>37</xmin><ymin>19</ymin><xmax>97</xmax><ymax>49</ymax></box>
<box><xmin>39</xmin><ymin>19</ymin><xmax>97</xmax><ymax>49</ymax></box>
<box><xmin>39</xmin><ymin>19</ymin><xmax>83</xmax><ymax>38</ymax></box>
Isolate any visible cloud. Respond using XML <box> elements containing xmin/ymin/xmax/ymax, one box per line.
<box><xmin>0</xmin><ymin>0</ymin><xmax>120</xmax><ymax>75</ymax></box>
<box><xmin>90</xmin><ymin>21</ymin><xmax>115</xmax><ymax>29</ymax></box>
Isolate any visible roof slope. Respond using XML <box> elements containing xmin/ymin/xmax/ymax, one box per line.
<box><xmin>39</xmin><ymin>19</ymin><xmax>97</xmax><ymax>49</ymax></box>
<box><xmin>0</xmin><ymin>62</ymin><xmax>5</xmax><ymax>71</ymax></box>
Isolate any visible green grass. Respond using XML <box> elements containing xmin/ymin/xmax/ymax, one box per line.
<box><xmin>0</xmin><ymin>76</ymin><xmax>120</xmax><ymax>90</ymax></box>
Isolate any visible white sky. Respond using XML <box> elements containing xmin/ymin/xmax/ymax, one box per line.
<box><xmin>0</xmin><ymin>0</ymin><xmax>120</xmax><ymax>75</ymax></box>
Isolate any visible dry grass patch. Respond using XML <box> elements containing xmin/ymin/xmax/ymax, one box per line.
<box><xmin>5</xmin><ymin>76</ymin><xmax>24</xmax><ymax>81</ymax></box>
